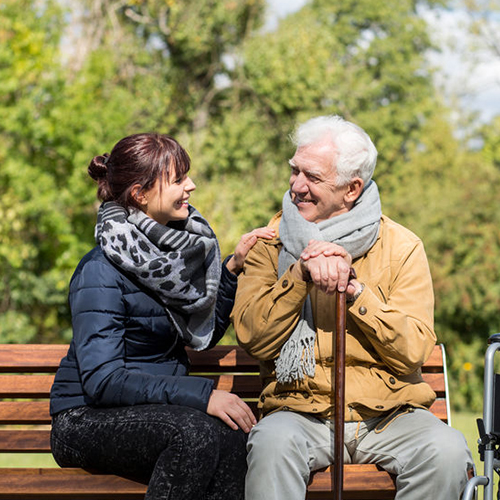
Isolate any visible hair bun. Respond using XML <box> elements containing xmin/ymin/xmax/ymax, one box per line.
<box><xmin>88</xmin><ymin>154</ymin><xmax>110</xmax><ymax>181</ymax></box>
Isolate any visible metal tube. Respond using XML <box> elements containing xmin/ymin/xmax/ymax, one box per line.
<box><xmin>482</xmin><ymin>342</ymin><xmax>500</xmax><ymax>500</ymax></box>
<box><xmin>462</xmin><ymin>475</ymin><xmax>488</xmax><ymax>500</ymax></box>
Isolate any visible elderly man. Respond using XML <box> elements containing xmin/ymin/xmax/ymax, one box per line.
<box><xmin>231</xmin><ymin>115</ymin><xmax>473</xmax><ymax>500</ymax></box>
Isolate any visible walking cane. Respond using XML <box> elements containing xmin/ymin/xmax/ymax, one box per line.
<box><xmin>334</xmin><ymin>288</ymin><xmax>347</xmax><ymax>500</ymax></box>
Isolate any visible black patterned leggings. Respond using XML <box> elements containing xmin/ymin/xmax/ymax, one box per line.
<box><xmin>50</xmin><ymin>404</ymin><xmax>248</xmax><ymax>500</ymax></box>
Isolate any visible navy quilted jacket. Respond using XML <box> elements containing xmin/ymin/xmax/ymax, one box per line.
<box><xmin>50</xmin><ymin>246</ymin><xmax>238</xmax><ymax>416</ymax></box>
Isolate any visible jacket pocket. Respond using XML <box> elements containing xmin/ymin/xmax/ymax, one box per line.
<box><xmin>374</xmin><ymin>368</ymin><xmax>412</xmax><ymax>392</ymax></box>
<box><xmin>373</xmin><ymin>404</ymin><xmax>416</xmax><ymax>433</ymax></box>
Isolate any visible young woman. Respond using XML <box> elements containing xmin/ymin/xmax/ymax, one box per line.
<box><xmin>49</xmin><ymin>133</ymin><xmax>274</xmax><ymax>500</ymax></box>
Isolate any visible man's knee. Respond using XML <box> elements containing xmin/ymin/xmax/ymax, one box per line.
<box><xmin>428</xmin><ymin>426</ymin><xmax>471</xmax><ymax>466</ymax></box>
<box><xmin>247</xmin><ymin>414</ymin><xmax>310</xmax><ymax>466</ymax></box>
<box><xmin>245</xmin><ymin>413</ymin><xmax>316</xmax><ymax>500</ymax></box>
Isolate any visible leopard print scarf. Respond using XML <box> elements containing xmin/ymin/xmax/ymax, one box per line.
<box><xmin>95</xmin><ymin>201</ymin><xmax>222</xmax><ymax>351</ymax></box>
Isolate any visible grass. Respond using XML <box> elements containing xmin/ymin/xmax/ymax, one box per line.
<box><xmin>453</xmin><ymin>410</ymin><xmax>481</xmax><ymax>467</ymax></box>
<box><xmin>0</xmin><ymin>453</ymin><xmax>57</xmax><ymax>467</ymax></box>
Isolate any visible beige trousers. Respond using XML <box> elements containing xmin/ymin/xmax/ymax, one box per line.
<box><xmin>245</xmin><ymin>408</ymin><xmax>473</xmax><ymax>500</ymax></box>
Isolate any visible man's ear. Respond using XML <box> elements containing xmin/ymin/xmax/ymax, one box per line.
<box><xmin>344</xmin><ymin>177</ymin><xmax>364</xmax><ymax>204</ymax></box>
<box><xmin>131</xmin><ymin>184</ymin><xmax>147</xmax><ymax>207</ymax></box>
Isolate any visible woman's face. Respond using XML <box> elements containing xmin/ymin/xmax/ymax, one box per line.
<box><xmin>142</xmin><ymin>169</ymin><xmax>196</xmax><ymax>225</ymax></box>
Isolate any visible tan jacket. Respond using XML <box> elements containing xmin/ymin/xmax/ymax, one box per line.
<box><xmin>231</xmin><ymin>213</ymin><xmax>437</xmax><ymax>421</ymax></box>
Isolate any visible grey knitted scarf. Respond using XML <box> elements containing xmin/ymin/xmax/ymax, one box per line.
<box><xmin>95</xmin><ymin>201</ymin><xmax>221</xmax><ymax>351</ymax></box>
<box><xmin>276</xmin><ymin>180</ymin><xmax>382</xmax><ymax>383</ymax></box>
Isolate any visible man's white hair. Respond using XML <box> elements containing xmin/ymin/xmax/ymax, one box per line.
<box><xmin>291</xmin><ymin>115</ymin><xmax>377</xmax><ymax>186</ymax></box>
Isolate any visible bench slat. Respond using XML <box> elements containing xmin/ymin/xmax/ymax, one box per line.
<box><xmin>0</xmin><ymin>344</ymin><xmax>444</xmax><ymax>373</ymax></box>
<box><xmin>0</xmin><ymin>372</ymin><xmax>445</xmax><ymax>398</ymax></box>
<box><xmin>0</xmin><ymin>430</ymin><xmax>51</xmax><ymax>452</ymax></box>
<box><xmin>187</xmin><ymin>346</ymin><xmax>259</xmax><ymax>372</ymax></box>
<box><xmin>0</xmin><ymin>468</ymin><xmax>147</xmax><ymax>499</ymax></box>
<box><xmin>0</xmin><ymin>402</ymin><xmax>50</xmax><ymax>425</ymax></box>
<box><xmin>428</xmin><ymin>399</ymin><xmax>447</xmax><ymax>422</ymax></box>
<box><xmin>0</xmin><ymin>346</ymin><xmax>69</xmax><ymax>373</ymax></box>
<box><xmin>308</xmin><ymin>464</ymin><xmax>396</xmax><ymax>499</ymax></box>
<box><xmin>0</xmin><ymin>374</ymin><xmax>263</xmax><ymax>398</ymax></box>
<box><xmin>423</xmin><ymin>372</ymin><xmax>445</xmax><ymax>395</ymax></box>
<box><xmin>422</xmin><ymin>346</ymin><xmax>444</xmax><ymax>371</ymax></box>
<box><xmin>0</xmin><ymin>466</ymin><xmax>396</xmax><ymax>500</ymax></box>
<box><xmin>0</xmin><ymin>375</ymin><xmax>54</xmax><ymax>398</ymax></box>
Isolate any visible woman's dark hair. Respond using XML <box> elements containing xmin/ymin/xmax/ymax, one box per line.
<box><xmin>88</xmin><ymin>133</ymin><xmax>191</xmax><ymax>209</ymax></box>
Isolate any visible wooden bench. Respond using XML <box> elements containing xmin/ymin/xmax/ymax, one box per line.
<box><xmin>0</xmin><ymin>343</ymin><xmax>450</xmax><ymax>499</ymax></box>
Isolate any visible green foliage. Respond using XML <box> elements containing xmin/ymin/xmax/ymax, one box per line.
<box><xmin>0</xmin><ymin>0</ymin><xmax>70</xmax><ymax>342</ymax></box>
<box><xmin>446</xmin><ymin>337</ymin><xmax>486</xmax><ymax>412</ymax></box>
<box><xmin>1</xmin><ymin>0</ymin><xmax>500</xmax><ymax>413</ymax></box>
<box><xmin>481</xmin><ymin>115</ymin><xmax>500</xmax><ymax>169</ymax></box>
<box><xmin>242</xmin><ymin>0</ymin><xmax>439</xmax><ymax>185</ymax></box>
<box><xmin>383</xmin><ymin>114</ymin><xmax>500</xmax><ymax>410</ymax></box>
<box><xmin>385</xmin><ymin>115</ymin><xmax>500</xmax><ymax>341</ymax></box>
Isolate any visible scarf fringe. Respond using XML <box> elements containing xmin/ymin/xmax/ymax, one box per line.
<box><xmin>276</xmin><ymin>335</ymin><xmax>316</xmax><ymax>384</ymax></box>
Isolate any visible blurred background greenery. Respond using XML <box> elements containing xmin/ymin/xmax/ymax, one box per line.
<box><xmin>1</xmin><ymin>0</ymin><xmax>500</xmax><ymax>417</ymax></box>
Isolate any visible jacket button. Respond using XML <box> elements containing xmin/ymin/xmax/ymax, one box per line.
<box><xmin>359</xmin><ymin>306</ymin><xmax>367</xmax><ymax>315</ymax></box>
<box><xmin>389</xmin><ymin>377</ymin><xmax>396</xmax><ymax>385</ymax></box>
<box><xmin>326</xmin><ymin>357</ymin><xmax>333</xmax><ymax>363</ymax></box>
<box><xmin>375</xmin><ymin>405</ymin><xmax>384</xmax><ymax>409</ymax></box>
<box><xmin>303</xmin><ymin>392</ymin><xmax>310</xmax><ymax>399</ymax></box>
<box><xmin>282</xmin><ymin>280</ymin><xmax>289</xmax><ymax>288</ymax></box>
<box><xmin>260</xmin><ymin>395</ymin><xmax>265</xmax><ymax>402</ymax></box>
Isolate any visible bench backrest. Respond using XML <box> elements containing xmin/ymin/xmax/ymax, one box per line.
<box><xmin>0</xmin><ymin>343</ymin><xmax>448</xmax><ymax>456</ymax></box>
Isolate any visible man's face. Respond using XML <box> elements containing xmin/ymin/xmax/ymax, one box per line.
<box><xmin>289</xmin><ymin>139</ymin><xmax>350</xmax><ymax>223</ymax></box>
